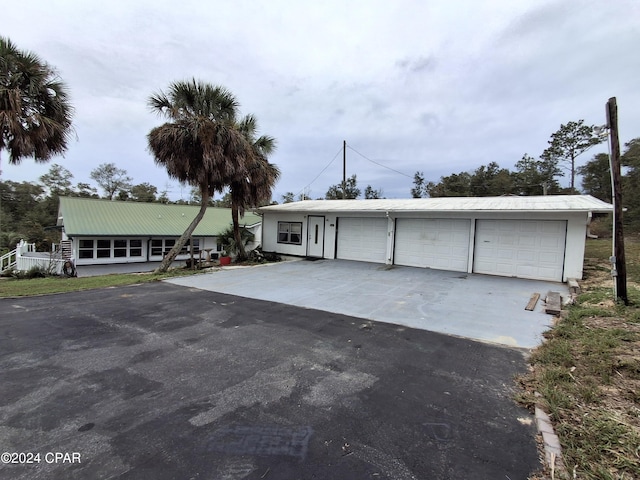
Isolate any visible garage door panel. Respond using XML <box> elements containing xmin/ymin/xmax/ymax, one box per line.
<box><xmin>395</xmin><ymin>219</ymin><xmax>470</xmax><ymax>272</ymax></box>
<box><xmin>542</xmin><ymin>222</ymin><xmax>564</xmax><ymax>234</ymax></box>
<box><xmin>337</xmin><ymin>217</ymin><xmax>387</xmax><ymax>263</ymax></box>
<box><xmin>473</xmin><ymin>220</ymin><xmax>566</xmax><ymax>281</ymax></box>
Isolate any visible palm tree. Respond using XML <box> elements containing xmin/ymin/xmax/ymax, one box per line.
<box><xmin>147</xmin><ymin>80</ymin><xmax>254</xmax><ymax>273</ymax></box>
<box><xmin>0</xmin><ymin>37</ymin><xmax>74</xmax><ymax>167</ymax></box>
<box><xmin>229</xmin><ymin>114</ymin><xmax>279</xmax><ymax>260</ymax></box>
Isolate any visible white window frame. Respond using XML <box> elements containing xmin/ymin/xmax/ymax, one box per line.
<box><xmin>278</xmin><ymin>222</ymin><xmax>303</xmax><ymax>245</ymax></box>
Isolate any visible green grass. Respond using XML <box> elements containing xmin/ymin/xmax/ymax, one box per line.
<box><xmin>585</xmin><ymin>238</ymin><xmax>640</xmax><ymax>284</ymax></box>
<box><xmin>519</xmin><ymin>239</ymin><xmax>640</xmax><ymax>479</ymax></box>
<box><xmin>557</xmin><ymin>412</ymin><xmax>640</xmax><ymax>480</ymax></box>
<box><xmin>0</xmin><ymin>269</ymin><xmax>203</xmax><ymax>298</ymax></box>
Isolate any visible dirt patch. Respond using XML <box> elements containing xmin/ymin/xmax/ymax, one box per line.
<box><xmin>580</xmin><ymin>259</ymin><xmax>614</xmax><ymax>289</ymax></box>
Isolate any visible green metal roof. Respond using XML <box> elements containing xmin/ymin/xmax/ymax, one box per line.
<box><xmin>58</xmin><ymin>197</ymin><xmax>261</xmax><ymax>237</ymax></box>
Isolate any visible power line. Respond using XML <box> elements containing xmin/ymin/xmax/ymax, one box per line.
<box><xmin>295</xmin><ymin>146</ymin><xmax>343</xmax><ymax>198</ymax></box>
<box><xmin>346</xmin><ymin>144</ymin><xmax>413</xmax><ymax>179</ymax></box>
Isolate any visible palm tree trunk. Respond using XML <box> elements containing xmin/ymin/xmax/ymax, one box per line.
<box><xmin>231</xmin><ymin>199</ymin><xmax>247</xmax><ymax>261</ymax></box>
<box><xmin>154</xmin><ymin>189</ymin><xmax>210</xmax><ymax>274</ymax></box>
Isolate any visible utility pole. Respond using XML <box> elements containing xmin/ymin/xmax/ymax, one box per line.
<box><xmin>342</xmin><ymin>140</ymin><xmax>346</xmax><ymax>199</ymax></box>
<box><xmin>607</xmin><ymin>97</ymin><xmax>628</xmax><ymax>304</ymax></box>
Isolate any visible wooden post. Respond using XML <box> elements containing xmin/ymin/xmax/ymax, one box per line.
<box><xmin>190</xmin><ymin>235</ymin><xmax>194</xmax><ymax>270</ymax></box>
<box><xmin>606</xmin><ymin>97</ymin><xmax>628</xmax><ymax>304</ymax></box>
<box><xmin>342</xmin><ymin>140</ymin><xmax>346</xmax><ymax>199</ymax></box>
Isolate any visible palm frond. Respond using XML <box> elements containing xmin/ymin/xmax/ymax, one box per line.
<box><xmin>1</xmin><ymin>36</ymin><xmax>75</xmax><ymax>164</ymax></box>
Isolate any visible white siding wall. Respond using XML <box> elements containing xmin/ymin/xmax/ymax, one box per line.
<box><xmin>262</xmin><ymin>212</ymin><xmax>339</xmax><ymax>258</ymax></box>
<box><xmin>564</xmin><ymin>213</ymin><xmax>589</xmax><ymax>281</ymax></box>
<box><xmin>262</xmin><ymin>212</ymin><xmax>308</xmax><ymax>256</ymax></box>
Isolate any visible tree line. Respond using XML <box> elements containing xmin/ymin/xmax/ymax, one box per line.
<box><xmin>411</xmin><ymin>120</ymin><xmax>602</xmax><ymax>198</ymax></box>
<box><xmin>410</xmin><ymin>121</ymin><xmax>640</xmax><ymax>232</ymax></box>
<box><xmin>0</xmin><ymin>162</ymin><xmax>239</xmax><ymax>253</ymax></box>
<box><xmin>281</xmin><ymin>174</ymin><xmax>383</xmax><ymax>203</ymax></box>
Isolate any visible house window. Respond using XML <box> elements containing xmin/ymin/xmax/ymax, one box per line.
<box><xmin>165</xmin><ymin>239</ymin><xmax>175</xmax><ymax>256</ymax></box>
<box><xmin>96</xmin><ymin>239</ymin><xmax>111</xmax><ymax>258</ymax></box>
<box><xmin>130</xmin><ymin>239</ymin><xmax>142</xmax><ymax>257</ymax></box>
<box><xmin>114</xmin><ymin>239</ymin><xmax>127</xmax><ymax>257</ymax></box>
<box><xmin>278</xmin><ymin>222</ymin><xmax>302</xmax><ymax>245</ymax></box>
<box><xmin>79</xmin><ymin>239</ymin><xmax>94</xmax><ymax>259</ymax></box>
<box><xmin>151</xmin><ymin>238</ymin><xmax>194</xmax><ymax>257</ymax></box>
<box><xmin>151</xmin><ymin>239</ymin><xmax>163</xmax><ymax>256</ymax></box>
<box><xmin>77</xmin><ymin>238</ymin><xmax>145</xmax><ymax>259</ymax></box>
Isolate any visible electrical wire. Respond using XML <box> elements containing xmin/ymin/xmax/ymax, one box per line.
<box><xmin>346</xmin><ymin>144</ymin><xmax>413</xmax><ymax>179</ymax></box>
<box><xmin>294</xmin><ymin>146</ymin><xmax>343</xmax><ymax>198</ymax></box>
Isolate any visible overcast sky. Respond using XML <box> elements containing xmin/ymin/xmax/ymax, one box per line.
<box><xmin>2</xmin><ymin>0</ymin><xmax>639</xmax><ymax>201</ymax></box>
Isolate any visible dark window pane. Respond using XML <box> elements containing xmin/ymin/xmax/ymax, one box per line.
<box><xmin>151</xmin><ymin>248</ymin><xmax>162</xmax><ymax>256</ymax></box>
<box><xmin>278</xmin><ymin>222</ymin><xmax>302</xmax><ymax>244</ymax></box>
<box><xmin>79</xmin><ymin>239</ymin><xmax>93</xmax><ymax>249</ymax></box>
<box><xmin>130</xmin><ymin>248</ymin><xmax>142</xmax><ymax>257</ymax></box>
<box><xmin>114</xmin><ymin>239</ymin><xmax>126</xmax><ymax>248</ymax></box>
<box><xmin>151</xmin><ymin>239</ymin><xmax>162</xmax><ymax>247</ymax></box>
<box><xmin>96</xmin><ymin>249</ymin><xmax>110</xmax><ymax>258</ymax></box>
<box><xmin>130</xmin><ymin>239</ymin><xmax>142</xmax><ymax>248</ymax></box>
<box><xmin>165</xmin><ymin>239</ymin><xmax>175</xmax><ymax>247</ymax></box>
<box><xmin>97</xmin><ymin>239</ymin><xmax>110</xmax><ymax>249</ymax></box>
<box><xmin>114</xmin><ymin>249</ymin><xmax>127</xmax><ymax>257</ymax></box>
<box><xmin>79</xmin><ymin>250</ymin><xmax>93</xmax><ymax>259</ymax></box>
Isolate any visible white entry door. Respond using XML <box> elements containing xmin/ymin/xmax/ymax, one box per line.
<box><xmin>307</xmin><ymin>216</ymin><xmax>325</xmax><ymax>257</ymax></box>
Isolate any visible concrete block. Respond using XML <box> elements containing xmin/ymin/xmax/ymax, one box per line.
<box><xmin>567</xmin><ymin>278</ymin><xmax>581</xmax><ymax>295</ymax></box>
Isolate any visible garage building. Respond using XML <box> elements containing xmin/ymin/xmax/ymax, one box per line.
<box><xmin>259</xmin><ymin>195</ymin><xmax>613</xmax><ymax>282</ymax></box>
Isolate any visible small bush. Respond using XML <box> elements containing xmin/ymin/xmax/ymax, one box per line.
<box><xmin>247</xmin><ymin>246</ymin><xmax>281</xmax><ymax>264</ymax></box>
<box><xmin>31</xmin><ymin>266</ymin><xmax>48</xmax><ymax>278</ymax></box>
<box><xmin>14</xmin><ymin>265</ymin><xmax>48</xmax><ymax>279</ymax></box>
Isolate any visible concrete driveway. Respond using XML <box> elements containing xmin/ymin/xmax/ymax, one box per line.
<box><xmin>0</xmin><ymin>283</ymin><xmax>539</xmax><ymax>479</ymax></box>
<box><xmin>168</xmin><ymin>259</ymin><xmax>568</xmax><ymax>348</ymax></box>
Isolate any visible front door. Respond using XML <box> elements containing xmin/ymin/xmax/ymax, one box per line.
<box><xmin>307</xmin><ymin>216</ymin><xmax>325</xmax><ymax>257</ymax></box>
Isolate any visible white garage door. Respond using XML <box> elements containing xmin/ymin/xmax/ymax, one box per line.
<box><xmin>473</xmin><ymin>220</ymin><xmax>567</xmax><ymax>281</ymax></box>
<box><xmin>337</xmin><ymin>217</ymin><xmax>387</xmax><ymax>263</ymax></box>
<box><xmin>394</xmin><ymin>219</ymin><xmax>471</xmax><ymax>272</ymax></box>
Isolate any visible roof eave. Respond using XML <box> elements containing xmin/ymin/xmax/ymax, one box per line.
<box><xmin>260</xmin><ymin>207</ymin><xmax>614</xmax><ymax>214</ymax></box>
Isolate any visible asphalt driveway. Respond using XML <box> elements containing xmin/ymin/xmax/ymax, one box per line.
<box><xmin>0</xmin><ymin>282</ymin><xmax>539</xmax><ymax>479</ymax></box>
<box><xmin>168</xmin><ymin>259</ymin><xmax>568</xmax><ymax>348</ymax></box>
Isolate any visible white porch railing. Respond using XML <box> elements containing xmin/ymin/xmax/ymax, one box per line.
<box><xmin>16</xmin><ymin>254</ymin><xmax>67</xmax><ymax>275</ymax></box>
<box><xmin>1</xmin><ymin>248</ymin><xmax>17</xmax><ymax>273</ymax></box>
<box><xmin>3</xmin><ymin>240</ymin><xmax>74</xmax><ymax>276</ymax></box>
